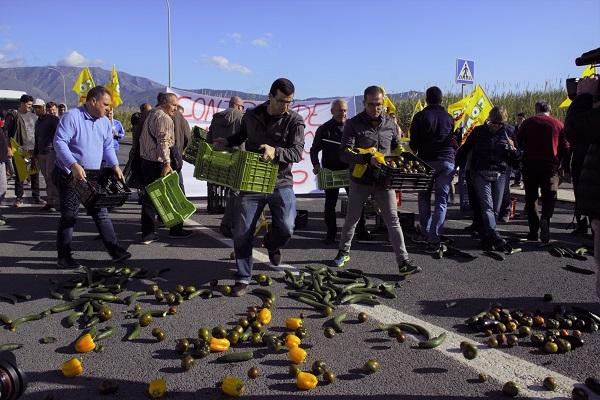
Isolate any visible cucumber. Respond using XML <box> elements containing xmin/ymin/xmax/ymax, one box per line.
<box><xmin>0</xmin><ymin>343</ymin><xmax>23</xmax><ymax>351</ymax></box>
<box><xmin>324</xmin><ymin>313</ymin><xmax>347</xmax><ymax>333</ymax></box>
<box><xmin>126</xmin><ymin>324</ymin><xmax>141</xmax><ymax>341</ymax></box>
<box><xmin>418</xmin><ymin>332</ymin><xmax>447</xmax><ymax>349</ymax></box>
<box><xmin>66</xmin><ymin>311</ymin><xmax>84</xmax><ymax>327</ymax></box>
<box><xmin>216</xmin><ymin>351</ymin><xmax>254</xmax><ymax>363</ymax></box>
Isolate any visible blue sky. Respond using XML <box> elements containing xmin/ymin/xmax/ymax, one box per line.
<box><xmin>1</xmin><ymin>0</ymin><xmax>599</xmax><ymax>99</ymax></box>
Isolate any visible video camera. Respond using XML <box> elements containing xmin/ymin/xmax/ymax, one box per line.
<box><xmin>566</xmin><ymin>47</ymin><xmax>600</xmax><ymax>100</ymax></box>
<box><xmin>0</xmin><ymin>351</ymin><xmax>27</xmax><ymax>400</ymax></box>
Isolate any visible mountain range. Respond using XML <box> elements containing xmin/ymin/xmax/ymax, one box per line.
<box><xmin>0</xmin><ymin>66</ymin><xmax>422</xmax><ymax>107</ymax></box>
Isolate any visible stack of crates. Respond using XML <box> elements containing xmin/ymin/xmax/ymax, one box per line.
<box><xmin>193</xmin><ymin>141</ymin><xmax>238</xmax><ymax>187</ymax></box>
<box><xmin>146</xmin><ymin>172</ymin><xmax>196</xmax><ymax>228</ymax></box>
<box><xmin>317</xmin><ymin>168</ymin><xmax>350</xmax><ymax>190</ymax></box>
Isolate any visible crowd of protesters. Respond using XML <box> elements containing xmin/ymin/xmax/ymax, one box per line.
<box><xmin>0</xmin><ymin>76</ymin><xmax>598</xmax><ymax>300</ymax></box>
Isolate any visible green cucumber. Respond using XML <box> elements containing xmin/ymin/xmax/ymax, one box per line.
<box><xmin>216</xmin><ymin>351</ymin><xmax>254</xmax><ymax>363</ymax></box>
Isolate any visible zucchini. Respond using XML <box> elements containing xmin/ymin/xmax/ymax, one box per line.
<box><xmin>216</xmin><ymin>351</ymin><xmax>254</xmax><ymax>363</ymax></box>
<box><xmin>125</xmin><ymin>291</ymin><xmax>145</xmax><ymax>305</ymax></box>
<box><xmin>324</xmin><ymin>313</ymin><xmax>347</xmax><ymax>333</ymax></box>
<box><xmin>418</xmin><ymin>332</ymin><xmax>447</xmax><ymax>349</ymax></box>
<box><xmin>293</xmin><ymin>296</ymin><xmax>330</xmax><ymax>310</ymax></box>
<box><xmin>9</xmin><ymin>313</ymin><xmax>45</xmax><ymax>330</ymax></box>
<box><xmin>126</xmin><ymin>324</ymin><xmax>141</xmax><ymax>341</ymax></box>
<box><xmin>66</xmin><ymin>311</ymin><xmax>84</xmax><ymax>327</ymax></box>
<box><xmin>95</xmin><ymin>327</ymin><xmax>115</xmax><ymax>341</ymax></box>
<box><xmin>250</xmin><ymin>288</ymin><xmax>275</xmax><ymax>303</ymax></box>
<box><xmin>563</xmin><ymin>265</ymin><xmax>595</xmax><ymax>275</ymax></box>
<box><xmin>0</xmin><ymin>314</ymin><xmax>13</xmax><ymax>325</ymax></box>
<box><xmin>80</xmin><ymin>293</ymin><xmax>119</xmax><ymax>302</ymax></box>
<box><xmin>0</xmin><ymin>343</ymin><xmax>23</xmax><ymax>351</ymax></box>
<box><xmin>51</xmin><ymin>301</ymin><xmax>79</xmax><ymax>314</ymax></box>
<box><xmin>187</xmin><ymin>289</ymin><xmax>212</xmax><ymax>300</ymax></box>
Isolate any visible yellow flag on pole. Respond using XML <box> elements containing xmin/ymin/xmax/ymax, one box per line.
<box><xmin>72</xmin><ymin>67</ymin><xmax>95</xmax><ymax>105</ymax></box>
<box><xmin>105</xmin><ymin>65</ymin><xmax>123</xmax><ymax>108</ymax></box>
<box><xmin>447</xmin><ymin>95</ymin><xmax>472</xmax><ymax>131</ymax></box>
<box><xmin>461</xmin><ymin>84</ymin><xmax>494</xmax><ymax>142</ymax></box>
<box><xmin>559</xmin><ymin>65</ymin><xmax>596</xmax><ymax>108</ymax></box>
<box><xmin>378</xmin><ymin>85</ymin><xmax>397</xmax><ymax>114</ymax></box>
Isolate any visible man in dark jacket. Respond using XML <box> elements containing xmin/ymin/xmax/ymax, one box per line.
<box><xmin>332</xmin><ymin>86</ymin><xmax>421</xmax><ymax>279</ymax></box>
<box><xmin>409</xmin><ymin>86</ymin><xmax>456</xmax><ymax>250</ymax></box>
<box><xmin>310</xmin><ymin>99</ymin><xmax>369</xmax><ymax>244</ymax></box>
<box><xmin>567</xmin><ymin>75</ymin><xmax>600</xmax><ymax>299</ymax></box>
<box><xmin>517</xmin><ymin>101</ymin><xmax>570</xmax><ymax>243</ymax></box>
<box><xmin>208</xmin><ymin>96</ymin><xmax>244</xmax><ymax>235</ymax></box>
<box><xmin>32</xmin><ymin>98</ymin><xmax>60</xmax><ymax>212</ymax></box>
<box><xmin>214</xmin><ymin>78</ymin><xmax>305</xmax><ymax>297</ymax></box>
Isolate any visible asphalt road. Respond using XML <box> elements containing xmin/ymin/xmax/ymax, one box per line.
<box><xmin>0</xmin><ymin>145</ymin><xmax>599</xmax><ymax>400</ymax></box>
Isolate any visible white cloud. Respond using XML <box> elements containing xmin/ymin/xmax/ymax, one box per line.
<box><xmin>2</xmin><ymin>42</ymin><xmax>17</xmax><ymax>52</ymax></box>
<box><xmin>57</xmin><ymin>50</ymin><xmax>104</xmax><ymax>67</ymax></box>
<box><xmin>207</xmin><ymin>56</ymin><xmax>252</xmax><ymax>75</ymax></box>
<box><xmin>251</xmin><ymin>33</ymin><xmax>272</xmax><ymax>47</ymax></box>
<box><xmin>0</xmin><ymin>53</ymin><xmax>25</xmax><ymax>67</ymax></box>
<box><xmin>226</xmin><ymin>33</ymin><xmax>242</xmax><ymax>43</ymax></box>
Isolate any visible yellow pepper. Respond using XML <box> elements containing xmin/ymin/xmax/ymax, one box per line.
<box><xmin>221</xmin><ymin>376</ymin><xmax>245</xmax><ymax>397</ymax></box>
<box><xmin>257</xmin><ymin>308</ymin><xmax>272</xmax><ymax>325</ymax></box>
<box><xmin>210</xmin><ymin>337</ymin><xmax>231</xmax><ymax>352</ymax></box>
<box><xmin>288</xmin><ymin>346</ymin><xmax>307</xmax><ymax>364</ymax></box>
<box><xmin>61</xmin><ymin>357</ymin><xmax>83</xmax><ymax>378</ymax></box>
<box><xmin>296</xmin><ymin>371</ymin><xmax>318</xmax><ymax>390</ymax></box>
<box><xmin>286</xmin><ymin>317</ymin><xmax>303</xmax><ymax>331</ymax></box>
<box><xmin>285</xmin><ymin>334</ymin><xmax>301</xmax><ymax>349</ymax></box>
<box><xmin>74</xmin><ymin>333</ymin><xmax>96</xmax><ymax>353</ymax></box>
<box><xmin>148</xmin><ymin>378</ymin><xmax>167</xmax><ymax>398</ymax></box>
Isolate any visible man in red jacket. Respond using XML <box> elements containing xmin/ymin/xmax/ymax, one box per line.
<box><xmin>517</xmin><ymin>101</ymin><xmax>569</xmax><ymax>243</ymax></box>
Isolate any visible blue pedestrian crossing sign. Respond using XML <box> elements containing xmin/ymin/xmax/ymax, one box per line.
<box><xmin>456</xmin><ymin>59</ymin><xmax>475</xmax><ymax>84</ymax></box>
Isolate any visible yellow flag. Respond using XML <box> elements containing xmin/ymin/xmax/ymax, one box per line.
<box><xmin>105</xmin><ymin>65</ymin><xmax>123</xmax><ymax>108</ymax></box>
<box><xmin>72</xmin><ymin>67</ymin><xmax>95</xmax><ymax>105</ymax></box>
<box><xmin>461</xmin><ymin>84</ymin><xmax>494</xmax><ymax>142</ymax></box>
<box><xmin>559</xmin><ymin>65</ymin><xmax>596</xmax><ymax>108</ymax></box>
<box><xmin>447</xmin><ymin>95</ymin><xmax>472</xmax><ymax>131</ymax></box>
<box><xmin>378</xmin><ymin>85</ymin><xmax>397</xmax><ymax>114</ymax></box>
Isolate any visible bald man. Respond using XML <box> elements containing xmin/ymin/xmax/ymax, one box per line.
<box><xmin>208</xmin><ymin>96</ymin><xmax>245</xmax><ymax>235</ymax></box>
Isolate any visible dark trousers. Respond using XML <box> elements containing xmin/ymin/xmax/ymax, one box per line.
<box><xmin>572</xmin><ymin>164</ymin><xmax>589</xmax><ymax>230</ymax></box>
<box><xmin>54</xmin><ymin>167</ymin><xmax>121</xmax><ymax>258</ymax></box>
<box><xmin>139</xmin><ymin>159</ymin><xmax>183</xmax><ymax>237</ymax></box>
<box><xmin>499</xmin><ymin>166</ymin><xmax>512</xmax><ymax>219</ymax></box>
<box><xmin>466</xmin><ymin>170</ymin><xmax>483</xmax><ymax>231</ymax></box>
<box><xmin>324</xmin><ymin>187</ymin><xmax>366</xmax><ymax>239</ymax></box>
<box><xmin>14</xmin><ymin>158</ymin><xmax>40</xmax><ymax>199</ymax></box>
<box><xmin>523</xmin><ymin>163</ymin><xmax>558</xmax><ymax>235</ymax></box>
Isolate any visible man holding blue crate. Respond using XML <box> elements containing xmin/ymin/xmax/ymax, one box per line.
<box><xmin>214</xmin><ymin>78</ymin><xmax>305</xmax><ymax>297</ymax></box>
<box><xmin>53</xmin><ymin>86</ymin><xmax>131</xmax><ymax>268</ymax></box>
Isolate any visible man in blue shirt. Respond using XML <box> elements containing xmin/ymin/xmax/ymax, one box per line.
<box><xmin>107</xmin><ymin>108</ymin><xmax>125</xmax><ymax>152</ymax></box>
<box><xmin>53</xmin><ymin>86</ymin><xmax>131</xmax><ymax>268</ymax></box>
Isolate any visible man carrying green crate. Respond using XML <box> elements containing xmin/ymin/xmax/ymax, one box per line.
<box><xmin>310</xmin><ymin>99</ymin><xmax>370</xmax><ymax>244</ymax></box>
<box><xmin>332</xmin><ymin>86</ymin><xmax>421</xmax><ymax>279</ymax></box>
<box><xmin>213</xmin><ymin>78</ymin><xmax>305</xmax><ymax>297</ymax></box>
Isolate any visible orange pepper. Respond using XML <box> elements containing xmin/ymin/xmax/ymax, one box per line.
<box><xmin>74</xmin><ymin>333</ymin><xmax>96</xmax><ymax>353</ymax></box>
<box><xmin>210</xmin><ymin>337</ymin><xmax>230</xmax><ymax>352</ymax></box>
<box><xmin>285</xmin><ymin>334</ymin><xmax>301</xmax><ymax>349</ymax></box>
<box><xmin>296</xmin><ymin>371</ymin><xmax>318</xmax><ymax>390</ymax></box>
<box><xmin>257</xmin><ymin>308</ymin><xmax>272</xmax><ymax>325</ymax></box>
<box><xmin>288</xmin><ymin>346</ymin><xmax>307</xmax><ymax>364</ymax></box>
<box><xmin>286</xmin><ymin>317</ymin><xmax>303</xmax><ymax>331</ymax></box>
<box><xmin>61</xmin><ymin>357</ymin><xmax>83</xmax><ymax>377</ymax></box>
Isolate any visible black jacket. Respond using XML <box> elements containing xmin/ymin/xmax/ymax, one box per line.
<box><xmin>207</xmin><ymin>108</ymin><xmax>244</xmax><ymax>145</ymax></box>
<box><xmin>309</xmin><ymin>118</ymin><xmax>347</xmax><ymax>171</ymax></box>
<box><xmin>0</xmin><ymin>124</ymin><xmax>8</xmax><ymax>164</ymax></box>
<box><xmin>409</xmin><ymin>104</ymin><xmax>456</xmax><ymax>163</ymax></box>
<box><xmin>227</xmin><ymin>102</ymin><xmax>305</xmax><ymax>188</ymax></box>
<box><xmin>339</xmin><ymin>111</ymin><xmax>399</xmax><ymax>185</ymax></box>
<box><xmin>565</xmin><ymin>93</ymin><xmax>596</xmax><ymax>175</ymax></box>
<box><xmin>33</xmin><ymin>113</ymin><xmax>59</xmax><ymax>156</ymax></box>
<box><xmin>456</xmin><ymin>123</ymin><xmax>519</xmax><ymax>176</ymax></box>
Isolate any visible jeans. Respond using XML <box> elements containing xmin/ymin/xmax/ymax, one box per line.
<box><xmin>221</xmin><ymin>190</ymin><xmax>238</xmax><ymax>230</ymax></box>
<box><xmin>499</xmin><ymin>166</ymin><xmax>512</xmax><ymax>219</ymax></box>
<box><xmin>233</xmin><ymin>186</ymin><xmax>296</xmax><ymax>283</ymax></box>
<box><xmin>523</xmin><ymin>163</ymin><xmax>558</xmax><ymax>235</ymax></box>
<box><xmin>324</xmin><ymin>187</ymin><xmax>366</xmax><ymax>239</ymax></box>
<box><xmin>38</xmin><ymin>151</ymin><xmax>59</xmax><ymax>207</ymax></box>
<box><xmin>472</xmin><ymin>171</ymin><xmax>507</xmax><ymax>240</ymax></box>
<box><xmin>417</xmin><ymin>161</ymin><xmax>455</xmax><ymax>244</ymax></box>
<box><xmin>54</xmin><ymin>167</ymin><xmax>122</xmax><ymax>258</ymax></box>
<box><xmin>591</xmin><ymin>219</ymin><xmax>600</xmax><ymax>300</ymax></box>
<box><xmin>340</xmin><ymin>181</ymin><xmax>408</xmax><ymax>263</ymax></box>
<box><xmin>139</xmin><ymin>159</ymin><xmax>184</xmax><ymax>237</ymax></box>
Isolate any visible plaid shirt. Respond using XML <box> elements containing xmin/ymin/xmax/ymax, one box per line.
<box><xmin>139</xmin><ymin>108</ymin><xmax>175</xmax><ymax>163</ymax></box>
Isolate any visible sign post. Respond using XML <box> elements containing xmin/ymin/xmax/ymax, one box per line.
<box><xmin>455</xmin><ymin>58</ymin><xmax>475</xmax><ymax>211</ymax></box>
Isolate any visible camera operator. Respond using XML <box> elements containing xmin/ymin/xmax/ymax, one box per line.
<box><xmin>565</xmin><ymin>74</ymin><xmax>600</xmax><ymax>300</ymax></box>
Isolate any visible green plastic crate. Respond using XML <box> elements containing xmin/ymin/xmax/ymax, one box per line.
<box><xmin>230</xmin><ymin>151</ymin><xmax>279</xmax><ymax>193</ymax></box>
<box><xmin>317</xmin><ymin>168</ymin><xmax>350</xmax><ymax>190</ymax></box>
<box><xmin>193</xmin><ymin>141</ymin><xmax>239</xmax><ymax>187</ymax></box>
<box><xmin>146</xmin><ymin>172</ymin><xmax>196</xmax><ymax>228</ymax></box>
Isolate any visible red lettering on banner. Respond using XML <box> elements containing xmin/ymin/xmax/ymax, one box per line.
<box><xmin>307</xmin><ymin>102</ymin><xmax>330</xmax><ymax>127</ymax></box>
<box><xmin>192</xmin><ymin>97</ymin><xmax>206</xmax><ymax>121</ymax></box>
<box><xmin>292</xmin><ymin>169</ymin><xmax>308</xmax><ymax>184</ymax></box>
<box><xmin>202</xmin><ymin>99</ymin><xmax>219</xmax><ymax>121</ymax></box>
<box><xmin>292</xmin><ymin>104</ymin><xmax>311</xmax><ymax>122</ymax></box>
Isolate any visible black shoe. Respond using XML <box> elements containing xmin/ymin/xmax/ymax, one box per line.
<box><xmin>57</xmin><ymin>256</ymin><xmax>82</xmax><ymax>269</ymax></box>
<box><xmin>397</xmin><ymin>259</ymin><xmax>422</xmax><ymax>278</ymax></box>
<box><xmin>111</xmin><ymin>250</ymin><xmax>131</xmax><ymax>263</ymax></box>
<box><xmin>356</xmin><ymin>230</ymin><xmax>372</xmax><ymax>241</ymax></box>
<box><xmin>571</xmin><ymin>226</ymin><xmax>588</xmax><ymax>236</ymax></box>
<box><xmin>526</xmin><ymin>232</ymin><xmax>539</xmax><ymax>241</ymax></box>
<box><xmin>40</xmin><ymin>204</ymin><xmax>56</xmax><ymax>212</ymax></box>
<box><xmin>231</xmin><ymin>282</ymin><xmax>248</xmax><ymax>297</ymax></box>
<box><xmin>268</xmin><ymin>249</ymin><xmax>282</xmax><ymax>266</ymax></box>
<box><xmin>169</xmin><ymin>229</ymin><xmax>194</xmax><ymax>239</ymax></box>
<box><xmin>141</xmin><ymin>233</ymin><xmax>159</xmax><ymax>245</ymax></box>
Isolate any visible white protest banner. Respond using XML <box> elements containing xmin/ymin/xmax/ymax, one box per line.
<box><xmin>168</xmin><ymin>87</ymin><xmax>356</xmax><ymax>196</ymax></box>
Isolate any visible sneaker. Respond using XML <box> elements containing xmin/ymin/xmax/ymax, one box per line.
<box><xmin>169</xmin><ymin>229</ymin><xmax>194</xmax><ymax>239</ymax></box>
<box><xmin>540</xmin><ymin>219</ymin><xmax>550</xmax><ymax>244</ymax></box>
<box><xmin>332</xmin><ymin>251</ymin><xmax>350</xmax><ymax>268</ymax></box>
<box><xmin>141</xmin><ymin>233</ymin><xmax>159</xmax><ymax>245</ymax></box>
<box><xmin>231</xmin><ymin>282</ymin><xmax>249</xmax><ymax>297</ymax></box>
<box><xmin>0</xmin><ymin>216</ymin><xmax>7</xmax><ymax>226</ymax></box>
<box><xmin>13</xmin><ymin>198</ymin><xmax>24</xmax><ymax>208</ymax></box>
<box><xmin>356</xmin><ymin>230</ymin><xmax>372</xmax><ymax>241</ymax></box>
<box><xmin>111</xmin><ymin>250</ymin><xmax>131</xmax><ymax>263</ymax></box>
<box><xmin>57</xmin><ymin>256</ymin><xmax>82</xmax><ymax>269</ymax></box>
<box><xmin>40</xmin><ymin>204</ymin><xmax>56</xmax><ymax>212</ymax></box>
<box><xmin>31</xmin><ymin>197</ymin><xmax>46</xmax><ymax>205</ymax></box>
<box><xmin>398</xmin><ymin>259</ymin><xmax>422</xmax><ymax>278</ymax></box>
<box><xmin>268</xmin><ymin>249</ymin><xmax>282</xmax><ymax>266</ymax></box>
